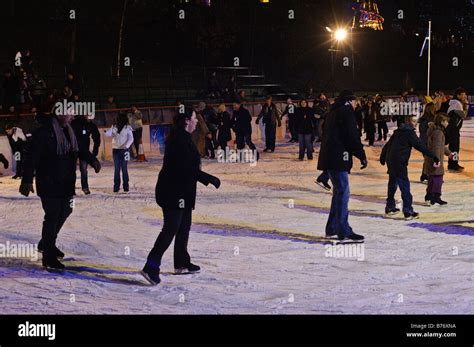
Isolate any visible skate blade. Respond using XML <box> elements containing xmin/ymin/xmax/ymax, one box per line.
<box><xmin>140</xmin><ymin>270</ymin><xmax>160</xmax><ymax>285</ymax></box>
<box><xmin>174</xmin><ymin>269</ymin><xmax>200</xmax><ymax>275</ymax></box>
<box><xmin>315</xmin><ymin>181</ymin><xmax>331</xmax><ymax>191</ymax></box>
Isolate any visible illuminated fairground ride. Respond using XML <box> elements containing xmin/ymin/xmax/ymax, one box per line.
<box><xmin>352</xmin><ymin>0</ymin><xmax>384</xmax><ymax>31</ymax></box>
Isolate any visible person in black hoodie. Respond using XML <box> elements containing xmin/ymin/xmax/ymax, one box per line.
<box><xmin>71</xmin><ymin>114</ymin><xmax>101</xmax><ymax>195</ymax></box>
<box><xmin>141</xmin><ymin>108</ymin><xmax>221</xmax><ymax>285</ymax></box>
<box><xmin>317</xmin><ymin>90</ymin><xmax>367</xmax><ymax>241</ymax></box>
<box><xmin>232</xmin><ymin>100</ymin><xmax>257</xmax><ymax>152</ymax></box>
<box><xmin>380</xmin><ymin>115</ymin><xmax>438</xmax><ymax>220</ymax></box>
<box><xmin>295</xmin><ymin>99</ymin><xmax>317</xmax><ymax>160</ymax></box>
<box><xmin>19</xmin><ymin>110</ymin><xmax>101</xmax><ymax>270</ymax></box>
<box><xmin>256</xmin><ymin>96</ymin><xmax>281</xmax><ymax>152</ymax></box>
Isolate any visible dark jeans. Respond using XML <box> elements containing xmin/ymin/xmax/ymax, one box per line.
<box><xmin>113</xmin><ymin>148</ymin><xmax>129</xmax><ymax>191</ymax></box>
<box><xmin>326</xmin><ymin>170</ymin><xmax>353</xmax><ymax>237</ymax></box>
<box><xmin>386</xmin><ymin>174</ymin><xmax>413</xmax><ymax>214</ymax></box>
<box><xmin>147</xmin><ymin>208</ymin><xmax>192</xmax><ymax>269</ymax></box>
<box><xmin>288</xmin><ymin>116</ymin><xmax>297</xmax><ymax>141</ymax></box>
<box><xmin>264</xmin><ymin>122</ymin><xmax>276</xmax><ymax>150</ymax></box>
<box><xmin>298</xmin><ymin>134</ymin><xmax>313</xmax><ymax>159</ymax></box>
<box><xmin>13</xmin><ymin>151</ymin><xmax>24</xmax><ymax>177</ymax></box>
<box><xmin>377</xmin><ymin>121</ymin><xmax>388</xmax><ymax>140</ymax></box>
<box><xmin>79</xmin><ymin>160</ymin><xmax>88</xmax><ymax>189</ymax></box>
<box><xmin>205</xmin><ymin>137</ymin><xmax>215</xmax><ymax>158</ymax></box>
<box><xmin>427</xmin><ymin>175</ymin><xmax>444</xmax><ymax>194</ymax></box>
<box><xmin>132</xmin><ymin>128</ymin><xmax>143</xmax><ymax>157</ymax></box>
<box><xmin>236</xmin><ymin>131</ymin><xmax>256</xmax><ymax>150</ymax></box>
<box><xmin>40</xmin><ymin>197</ymin><xmax>73</xmax><ymax>254</ymax></box>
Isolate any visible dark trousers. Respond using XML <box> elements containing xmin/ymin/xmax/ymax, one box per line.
<box><xmin>326</xmin><ymin>170</ymin><xmax>353</xmax><ymax>237</ymax></box>
<box><xmin>386</xmin><ymin>174</ymin><xmax>413</xmax><ymax>214</ymax></box>
<box><xmin>366</xmin><ymin>123</ymin><xmax>376</xmax><ymax>145</ymax></box>
<box><xmin>447</xmin><ymin>129</ymin><xmax>460</xmax><ymax>169</ymax></box>
<box><xmin>79</xmin><ymin>160</ymin><xmax>88</xmax><ymax>190</ymax></box>
<box><xmin>264</xmin><ymin>122</ymin><xmax>276</xmax><ymax>150</ymax></box>
<box><xmin>288</xmin><ymin>116</ymin><xmax>297</xmax><ymax>141</ymax></box>
<box><xmin>13</xmin><ymin>151</ymin><xmax>24</xmax><ymax>177</ymax></box>
<box><xmin>298</xmin><ymin>134</ymin><xmax>313</xmax><ymax>159</ymax></box>
<box><xmin>147</xmin><ymin>208</ymin><xmax>192</xmax><ymax>268</ymax></box>
<box><xmin>113</xmin><ymin>148</ymin><xmax>129</xmax><ymax>191</ymax></box>
<box><xmin>377</xmin><ymin>121</ymin><xmax>388</xmax><ymax>140</ymax></box>
<box><xmin>205</xmin><ymin>137</ymin><xmax>215</xmax><ymax>158</ymax></box>
<box><xmin>427</xmin><ymin>175</ymin><xmax>444</xmax><ymax>194</ymax></box>
<box><xmin>132</xmin><ymin>128</ymin><xmax>143</xmax><ymax>157</ymax></box>
<box><xmin>40</xmin><ymin>197</ymin><xmax>73</xmax><ymax>253</ymax></box>
<box><xmin>236</xmin><ymin>131</ymin><xmax>256</xmax><ymax>150</ymax></box>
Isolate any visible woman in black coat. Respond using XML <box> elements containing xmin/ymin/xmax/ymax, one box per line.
<box><xmin>216</xmin><ymin>103</ymin><xmax>232</xmax><ymax>149</ymax></box>
<box><xmin>141</xmin><ymin>108</ymin><xmax>221</xmax><ymax>285</ymax></box>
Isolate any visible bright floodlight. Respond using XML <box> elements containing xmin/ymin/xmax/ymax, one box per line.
<box><xmin>335</xmin><ymin>28</ymin><xmax>347</xmax><ymax>41</ymax></box>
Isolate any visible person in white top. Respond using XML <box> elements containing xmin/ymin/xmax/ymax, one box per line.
<box><xmin>446</xmin><ymin>87</ymin><xmax>468</xmax><ymax>172</ymax></box>
<box><xmin>5</xmin><ymin>124</ymin><xmax>28</xmax><ymax>179</ymax></box>
<box><xmin>104</xmin><ymin>113</ymin><xmax>134</xmax><ymax>192</ymax></box>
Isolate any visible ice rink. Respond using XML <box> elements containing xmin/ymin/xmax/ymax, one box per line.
<box><xmin>0</xmin><ymin>121</ymin><xmax>473</xmax><ymax>314</ymax></box>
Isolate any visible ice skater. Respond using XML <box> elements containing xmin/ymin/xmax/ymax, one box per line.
<box><xmin>317</xmin><ymin>90</ymin><xmax>368</xmax><ymax>241</ymax></box>
<box><xmin>380</xmin><ymin>115</ymin><xmax>439</xmax><ymax>220</ymax></box>
<box><xmin>19</xmin><ymin>111</ymin><xmax>101</xmax><ymax>270</ymax></box>
<box><xmin>141</xmin><ymin>108</ymin><xmax>221</xmax><ymax>285</ymax></box>
<box><xmin>256</xmin><ymin>95</ymin><xmax>281</xmax><ymax>153</ymax></box>
<box><xmin>104</xmin><ymin>113</ymin><xmax>134</xmax><ymax>193</ymax></box>
<box><xmin>5</xmin><ymin>124</ymin><xmax>27</xmax><ymax>179</ymax></box>
<box><xmin>424</xmin><ymin>113</ymin><xmax>453</xmax><ymax>205</ymax></box>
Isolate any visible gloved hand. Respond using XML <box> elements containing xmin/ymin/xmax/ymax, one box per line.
<box><xmin>19</xmin><ymin>183</ymin><xmax>34</xmax><ymax>197</ymax></box>
<box><xmin>209</xmin><ymin>175</ymin><xmax>221</xmax><ymax>189</ymax></box>
<box><xmin>90</xmin><ymin>158</ymin><xmax>101</xmax><ymax>173</ymax></box>
<box><xmin>360</xmin><ymin>159</ymin><xmax>368</xmax><ymax>170</ymax></box>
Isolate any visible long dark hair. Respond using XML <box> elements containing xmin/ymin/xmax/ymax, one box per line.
<box><xmin>116</xmin><ymin>112</ymin><xmax>129</xmax><ymax>133</ymax></box>
<box><xmin>167</xmin><ymin>107</ymin><xmax>194</xmax><ymax>144</ymax></box>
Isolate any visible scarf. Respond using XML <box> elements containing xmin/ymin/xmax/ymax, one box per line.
<box><xmin>52</xmin><ymin>117</ymin><xmax>79</xmax><ymax>155</ymax></box>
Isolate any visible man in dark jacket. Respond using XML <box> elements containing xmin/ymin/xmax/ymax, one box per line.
<box><xmin>19</xmin><ymin>113</ymin><xmax>101</xmax><ymax>270</ymax></box>
<box><xmin>317</xmin><ymin>90</ymin><xmax>367</xmax><ymax>241</ymax></box>
<box><xmin>256</xmin><ymin>96</ymin><xmax>281</xmax><ymax>152</ymax></box>
<box><xmin>71</xmin><ymin>114</ymin><xmax>101</xmax><ymax>194</ymax></box>
<box><xmin>232</xmin><ymin>100</ymin><xmax>257</xmax><ymax>151</ymax></box>
<box><xmin>380</xmin><ymin>115</ymin><xmax>438</xmax><ymax>220</ymax></box>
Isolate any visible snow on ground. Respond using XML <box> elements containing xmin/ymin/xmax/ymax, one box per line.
<box><xmin>0</xmin><ymin>121</ymin><xmax>473</xmax><ymax>314</ymax></box>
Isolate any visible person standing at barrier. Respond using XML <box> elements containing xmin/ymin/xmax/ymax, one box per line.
<box><xmin>256</xmin><ymin>95</ymin><xmax>281</xmax><ymax>153</ymax></box>
<box><xmin>19</xmin><ymin>111</ymin><xmax>101</xmax><ymax>270</ymax></box>
<box><xmin>127</xmin><ymin>106</ymin><xmax>143</xmax><ymax>160</ymax></box>
<box><xmin>232</xmin><ymin>100</ymin><xmax>257</xmax><ymax>152</ymax></box>
<box><xmin>71</xmin><ymin>114</ymin><xmax>101</xmax><ymax>195</ymax></box>
<box><xmin>5</xmin><ymin>124</ymin><xmax>27</xmax><ymax>179</ymax></box>
<box><xmin>105</xmin><ymin>113</ymin><xmax>134</xmax><ymax>193</ymax></box>
<box><xmin>141</xmin><ymin>108</ymin><xmax>221</xmax><ymax>285</ymax></box>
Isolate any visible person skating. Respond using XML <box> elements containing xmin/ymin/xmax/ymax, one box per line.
<box><xmin>317</xmin><ymin>90</ymin><xmax>368</xmax><ymax>241</ymax></box>
<box><xmin>216</xmin><ymin>103</ymin><xmax>232</xmax><ymax>150</ymax></box>
<box><xmin>5</xmin><ymin>124</ymin><xmax>27</xmax><ymax>179</ymax></box>
<box><xmin>19</xmin><ymin>111</ymin><xmax>101</xmax><ymax>270</ymax></box>
<box><xmin>232</xmin><ymin>100</ymin><xmax>257</xmax><ymax>153</ymax></box>
<box><xmin>71</xmin><ymin>114</ymin><xmax>101</xmax><ymax>195</ymax></box>
<box><xmin>104</xmin><ymin>113</ymin><xmax>134</xmax><ymax>193</ymax></box>
<box><xmin>362</xmin><ymin>96</ymin><xmax>378</xmax><ymax>146</ymax></box>
<box><xmin>127</xmin><ymin>106</ymin><xmax>143</xmax><ymax>160</ymax></box>
<box><xmin>424</xmin><ymin>113</ymin><xmax>453</xmax><ymax>205</ymax></box>
<box><xmin>141</xmin><ymin>108</ymin><xmax>221</xmax><ymax>285</ymax></box>
<box><xmin>380</xmin><ymin>115</ymin><xmax>439</xmax><ymax>220</ymax></box>
<box><xmin>282</xmin><ymin>98</ymin><xmax>297</xmax><ymax>142</ymax></box>
<box><xmin>418</xmin><ymin>103</ymin><xmax>436</xmax><ymax>183</ymax></box>
<box><xmin>295</xmin><ymin>99</ymin><xmax>316</xmax><ymax>160</ymax></box>
<box><xmin>446</xmin><ymin>87</ymin><xmax>468</xmax><ymax>173</ymax></box>
<box><xmin>375</xmin><ymin>94</ymin><xmax>388</xmax><ymax>141</ymax></box>
<box><xmin>256</xmin><ymin>96</ymin><xmax>281</xmax><ymax>152</ymax></box>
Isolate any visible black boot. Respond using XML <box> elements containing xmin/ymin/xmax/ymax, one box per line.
<box><xmin>431</xmin><ymin>193</ymin><xmax>447</xmax><ymax>205</ymax></box>
<box><xmin>38</xmin><ymin>241</ymin><xmax>65</xmax><ymax>259</ymax></box>
<box><xmin>424</xmin><ymin>193</ymin><xmax>432</xmax><ymax>205</ymax></box>
<box><xmin>42</xmin><ymin>253</ymin><xmax>65</xmax><ymax>270</ymax></box>
<box><xmin>175</xmin><ymin>263</ymin><xmax>200</xmax><ymax>274</ymax></box>
<box><xmin>141</xmin><ymin>260</ymin><xmax>161</xmax><ymax>285</ymax></box>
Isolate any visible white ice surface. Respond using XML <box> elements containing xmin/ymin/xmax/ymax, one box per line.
<box><xmin>0</xmin><ymin>121</ymin><xmax>473</xmax><ymax>314</ymax></box>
